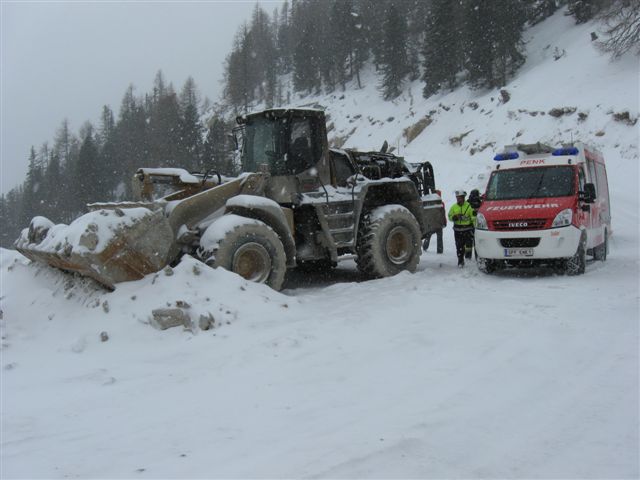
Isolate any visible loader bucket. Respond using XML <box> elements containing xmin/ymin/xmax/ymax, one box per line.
<box><xmin>15</xmin><ymin>207</ymin><xmax>176</xmax><ymax>290</ymax></box>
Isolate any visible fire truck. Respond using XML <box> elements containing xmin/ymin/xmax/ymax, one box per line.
<box><xmin>474</xmin><ymin>142</ymin><xmax>611</xmax><ymax>275</ymax></box>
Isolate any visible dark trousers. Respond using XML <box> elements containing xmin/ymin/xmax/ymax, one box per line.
<box><xmin>423</xmin><ymin>229</ymin><xmax>443</xmax><ymax>253</ymax></box>
<box><xmin>454</xmin><ymin>228</ymin><xmax>474</xmax><ymax>262</ymax></box>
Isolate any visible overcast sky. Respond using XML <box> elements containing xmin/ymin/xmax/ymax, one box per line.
<box><xmin>1</xmin><ymin>1</ymin><xmax>282</xmax><ymax>193</ymax></box>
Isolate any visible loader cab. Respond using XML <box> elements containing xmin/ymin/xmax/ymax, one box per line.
<box><xmin>235</xmin><ymin>109</ymin><xmax>332</xmax><ymax>203</ymax></box>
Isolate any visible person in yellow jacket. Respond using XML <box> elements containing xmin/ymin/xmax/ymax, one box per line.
<box><xmin>449</xmin><ymin>190</ymin><xmax>476</xmax><ymax>267</ymax></box>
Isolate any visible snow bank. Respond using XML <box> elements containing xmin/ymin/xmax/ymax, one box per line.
<box><xmin>16</xmin><ymin>207</ymin><xmax>154</xmax><ymax>254</ymax></box>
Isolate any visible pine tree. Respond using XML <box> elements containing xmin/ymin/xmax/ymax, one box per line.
<box><xmin>97</xmin><ymin>105</ymin><xmax>118</xmax><ymax>196</ymax></box>
<box><xmin>360</xmin><ymin>0</ymin><xmax>389</xmax><ymax>71</ymax></box>
<box><xmin>249</xmin><ymin>4</ymin><xmax>278</xmax><ymax>106</ymax></box>
<box><xmin>422</xmin><ymin>0</ymin><xmax>462</xmax><ymax>97</ymax></box>
<box><xmin>493</xmin><ymin>1</ymin><xmax>526</xmax><ymax>87</ymax></box>
<box><xmin>113</xmin><ymin>84</ymin><xmax>149</xmax><ymax>197</ymax></box>
<box><xmin>378</xmin><ymin>3</ymin><xmax>410</xmax><ymax>100</ymax></box>
<box><xmin>403</xmin><ymin>1</ymin><xmax>424</xmax><ymax>82</ymax></box>
<box><xmin>525</xmin><ymin>0</ymin><xmax>558</xmax><ymax>25</ymax></box>
<box><xmin>224</xmin><ymin>24</ymin><xmax>253</xmax><ymax>112</ymax></box>
<box><xmin>462</xmin><ymin>0</ymin><xmax>496</xmax><ymax>89</ymax></box>
<box><xmin>148</xmin><ymin>84</ymin><xmax>182</xmax><ymax>168</ymax></box>
<box><xmin>568</xmin><ymin>0</ymin><xmax>605</xmax><ymax>23</ymax></box>
<box><xmin>350</xmin><ymin>1</ymin><xmax>370</xmax><ymax>88</ymax></box>
<box><xmin>152</xmin><ymin>70</ymin><xmax>167</xmax><ymax>105</ymax></box>
<box><xmin>53</xmin><ymin>119</ymin><xmax>81</xmax><ymax>221</ymax></box>
<box><xmin>0</xmin><ymin>194</ymin><xmax>11</xmax><ymax>247</ymax></box>
<box><xmin>179</xmin><ymin>77</ymin><xmax>204</xmax><ymax>171</ymax></box>
<box><xmin>43</xmin><ymin>151</ymin><xmax>62</xmax><ymax>220</ymax></box>
<box><xmin>53</xmin><ymin>119</ymin><xmax>73</xmax><ymax>166</ymax></box>
<box><xmin>203</xmin><ymin>114</ymin><xmax>234</xmax><ymax>175</ymax></box>
<box><xmin>1</xmin><ymin>189</ymin><xmax>24</xmax><ymax>247</ymax></box>
<box><xmin>328</xmin><ymin>0</ymin><xmax>355</xmax><ymax>91</ymax></box>
<box><xmin>277</xmin><ymin>1</ymin><xmax>293</xmax><ymax>73</ymax></box>
<box><xmin>75</xmin><ymin>125</ymin><xmax>100</xmax><ymax>211</ymax></box>
<box><xmin>293</xmin><ymin>19</ymin><xmax>320</xmax><ymax>93</ymax></box>
<box><xmin>21</xmin><ymin>146</ymin><xmax>42</xmax><ymax>225</ymax></box>
<box><xmin>462</xmin><ymin>0</ymin><xmax>526</xmax><ymax>89</ymax></box>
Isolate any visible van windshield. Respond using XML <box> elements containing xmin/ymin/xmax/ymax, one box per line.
<box><xmin>486</xmin><ymin>166</ymin><xmax>575</xmax><ymax>201</ymax></box>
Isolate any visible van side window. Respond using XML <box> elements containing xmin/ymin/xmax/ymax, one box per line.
<box><xmin>586</xmin><ymin>159</ymin><xmax>598</xmax><ymax>195</ymax></box>
<box><xmin>578</xmin><ymin>167</ymin><xmax>586</xmax><ymax>191</ymax></box>
<box><xmin>595</xmin><ymin>162</ymin><xmax>610</xmax><ymax>222</ymax></box>
<box><xmin>596</xmin><ymin>163</ymin><xmax>608</xmax><ymax>200</ymax></box>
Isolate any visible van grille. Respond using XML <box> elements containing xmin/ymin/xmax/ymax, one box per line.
<box><xmin>500</xmin><ymin>238</ymin><xmax>540</xmax><ymax>248</ymax></box>
<box><xmin>492</xmin><ymin>218</ymin><xmax>548</xmax><ymax>230</ymax></box>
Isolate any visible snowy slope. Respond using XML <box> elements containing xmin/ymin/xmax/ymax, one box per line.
<box><xmin>1</xmin><ymin>9</ymin><xmax>638</xmax><ymax>479</ymax></box>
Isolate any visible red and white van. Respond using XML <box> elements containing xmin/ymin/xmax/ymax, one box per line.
<box><xmin>474</xmin><ymin>142</ymin><xmax>611</xmax><ymax>275</ymax></box>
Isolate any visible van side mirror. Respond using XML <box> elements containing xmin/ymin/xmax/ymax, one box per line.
<box><xmin>582</xmin><ymin>183</ymin><xmax>596</xmax><ymax>203</ymax></box>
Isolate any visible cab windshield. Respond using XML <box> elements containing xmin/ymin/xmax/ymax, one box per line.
<box><xmin>486</xmin><ymin>166</ymin><xmax>575</xmax><ymax>200</ymax></box>
<box><xmin>240</xmin><ymin>114</ymin><xmax>322</xmax><ymax>176</ymax></box>
<box><xmin>239</xmin><ymin>116</ymin><xmax>286</xmax><ymax>173</ymax></box>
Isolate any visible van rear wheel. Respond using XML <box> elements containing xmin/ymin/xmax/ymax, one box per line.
<box><xmin>593</xmin><ymin>230</ymin><xmax>608</xmax><ymax>261</ymax></box>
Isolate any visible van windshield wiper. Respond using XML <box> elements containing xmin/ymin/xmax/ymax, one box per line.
<box><xmin>526</xmin><ymin>171</ymin><xmax>546</xmax><ymax>198</ymax></box>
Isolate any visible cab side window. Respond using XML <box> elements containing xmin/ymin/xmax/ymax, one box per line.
<box><xmin>288</xmin><ymin>117</ymin><xmax>322</xmax><ymax>174</ymax></box>
<box><xmin>330</xmin><ymin>151</ymin><xmax>356</xmax><ymax>187</ymax></box>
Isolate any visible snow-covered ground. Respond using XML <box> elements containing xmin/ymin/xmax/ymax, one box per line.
<box><xmin>1</xmin><ymin>9</ymin><xmax>638</xmax><ymax>479</ymax></box>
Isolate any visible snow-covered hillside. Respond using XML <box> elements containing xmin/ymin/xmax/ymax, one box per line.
<box><xmin>1</xmin><ymin>9</ymin><xmax>638</xmax><ymax>479</ymax></box>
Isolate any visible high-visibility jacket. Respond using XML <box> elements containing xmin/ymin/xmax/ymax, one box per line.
<box><xmin>448</xmin><ymin>201</ymin><xmax>476</xmax><ymax>231</ymax></box>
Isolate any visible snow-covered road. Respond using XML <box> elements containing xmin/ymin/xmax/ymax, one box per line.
<box><xmin>1</xmin><ymin>218</ymin><xmax>637</xmax><ymax>478</ymax></box>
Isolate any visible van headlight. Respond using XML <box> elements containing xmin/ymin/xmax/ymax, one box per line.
<box><xmin>551</xmin><ymin>208</ymin><xmax>573</xmax><ymax>228</ymax></box>
<box><xmin>475</xmin><ymin>212</ymin><xmax>488</xmax><ymax>230</ymax></box>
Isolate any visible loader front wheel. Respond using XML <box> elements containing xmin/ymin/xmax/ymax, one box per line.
<box><xmin>356</xmin><ymin>205</ymin><xmax>421</xmax><ymax>278</ymax></box>
<box><xmin>206</xmin><ymin>219</ymin><xmax>286</xmax><ymax>290</ymax></box>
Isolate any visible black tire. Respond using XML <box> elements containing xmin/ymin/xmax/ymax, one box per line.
<box><xmin>565</xmin><ymin>237</ymin><xmax>586</xmax><ymax>276</ymax></box>
<box><xmin>477</xmin><ymin>257</ymin><xmax>496</xmax><ymax>274</ymax></box>
<box><xmin>593</xmin><ymin>230</ymin><xmax>608</xmax><ymax>261</ymax></box>
<box><xmin>356</xmin><ymin>205</ymin><xmax>421</xmax><ymax>278</ymax></box>
<box><xmin>203</xmin><ymin>218</ymin><xmax>287</xmax><ymax>290</ymax></box>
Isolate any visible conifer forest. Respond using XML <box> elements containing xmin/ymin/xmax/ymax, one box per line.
<box><xmin>1</xmin><ymin>0</ymin><xmax>637</xmax><ymax>247</ymax></box>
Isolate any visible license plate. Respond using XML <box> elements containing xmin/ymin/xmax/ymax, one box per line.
<box><xmin>504</xmin><ymin>248</ymin><xmax>534</xmax><ymax>257</ymax></box>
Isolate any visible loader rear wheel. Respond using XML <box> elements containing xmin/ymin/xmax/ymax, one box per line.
<box><xmin>356</xmin><ymin>205</ymin><xmax>421</xmax><ymax>278</ymax></box>
<box><xmin>207</xmin><ymin>219</ymin><xmax>286</xmax><ymax>290</ymax></box>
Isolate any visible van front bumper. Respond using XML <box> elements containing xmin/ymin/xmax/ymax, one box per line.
<box><xmin>475</xmin><ymin>225</ymin><xmax>581</xmax><ymax>260</ymax></box>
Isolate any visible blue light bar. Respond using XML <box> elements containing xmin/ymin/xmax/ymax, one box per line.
<box><xmin>552</xmin><ymin>147</ymin><xmax>579</xmax><ymax>156</ymax></box>
<box><xmin>493</xmin><ymin>152</ymin><xmax>519</xmax><ymax>161</ymax></box>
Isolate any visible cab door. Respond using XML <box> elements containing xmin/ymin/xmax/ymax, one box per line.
<box><xmin>581</xmin><ymin>160</ymin><xmax>601</xmax><ymax>249</ymax></box>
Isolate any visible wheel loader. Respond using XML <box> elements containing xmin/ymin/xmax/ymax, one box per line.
<box><xmin>16</xmin><ymin>108</ymin><xmax>446</xmax><ymax>291</ymax></box>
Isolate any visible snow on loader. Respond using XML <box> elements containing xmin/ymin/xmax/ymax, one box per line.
<box><xmin>16</xmin><ymin>108</ymin><xmax>446</xmax><ymax>291</ymax></box>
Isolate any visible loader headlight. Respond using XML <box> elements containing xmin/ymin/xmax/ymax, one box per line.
<box><xmin>475</xmin><ymin>212</ymin><xmax>488</xmax><ymax>230</ymax></box>
<box><xmin>551</xmin><ymin>208</ymin><xmax>573</xmax><ymax>228</ymax></box>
